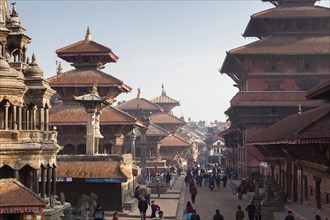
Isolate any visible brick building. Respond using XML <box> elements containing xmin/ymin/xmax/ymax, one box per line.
<box><xmin>220</xmin><ymin>0</ymin><xmax>329</xmax><ymax>179</ymax></box>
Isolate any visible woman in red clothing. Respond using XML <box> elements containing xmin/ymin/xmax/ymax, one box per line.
<box><xmin>112</xmin><ymin>212</ymin><xmax>119</xmax><ymax>220</ymax></box>
<box><xmin>183</xmin><ymin>201</ymin><xmax>194</xmax><ymax>220</ymax></box>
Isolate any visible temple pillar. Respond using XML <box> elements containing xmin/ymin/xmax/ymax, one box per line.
<box><xmin>38</xmin><ymin>106</ymin><xmax>44</xmax><ymax>131</ymax></box>
<box><xmin>46</xmin><ymin>165</ymin><xmax>51</xmax><ymax>197</ymax></box>
<box><xmin>45</xmin><ymin>106</ymin><xmax>49</xmax><ymax>131</ymax></box>
<box><xmin>12</xmin><ymin>104</ymin><xmax>17</xmax><ymax>130</ymax></box>
<box><xmin>51</xmin><ymin>165</ymin><xmax>56</xmax><ymax>195</ymax></box>
<box><xmin>32</xmin><ymin>106</ymin><xmax>37</xmax><ymax>130</ymax></box>
<box><xmin>156</xmin><ymin>143</ymin><xmax>161</xmax><ymax>159</ymax></box>
<box><xmin>14</xmin><ymin>170</ymin><xmax>19</xmax><ymax>181</ymax></box>
<box><xmin>129</xmin><ymin>130</ymin><xmax>137</xmax><ymax>160</ymax></box>
<box><xmin>34</xmin><ymin>169</ymin><xmax>39</xmax><ymax>194</ymax></box>
<box><xmin>139</xmin><ymin>127</ymin><xmax>148</xmax><ymax>180</ymax></box>
<box><xmin>114</xmin><ymin>134</ymin><xmax>124</xmax><ymax>155</ymax></box>
<box><xmin>22</xmin><ymin>106</ymin><xmax>27</xmax><ymax>130</ymax></box>
<box><xmin>4</xmin><ymin>102</ymin><xmax>10</xmax><ymax>130</ymax></box>
<box><xmin>17</xmin><ymin>104</ymin><xmax>22</xmax><ymax>130</ymax></box>
<box><xmin>41</xmin><ymin>165</ymin><xmax>46</xmax><ymax>198</ymax></box>
<box><xmin>26</xmin><ymin>108</ymin><xmax>30</xmax><ymax>130</ymax></box>
<box><xmin>86</xmin><ymin>109</ymin><xmax>96</xmax><ymax>155</ymax></box>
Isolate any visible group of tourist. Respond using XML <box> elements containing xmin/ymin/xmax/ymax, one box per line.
<box><xmin>134</xmin><ymin>185</ymin><xmax>165</xmax><ymax>220</ymax></box>
<box><xmin>184</xmin><ymin>201</ymin><xmax>225</xmax><ymax>220</ymax></box>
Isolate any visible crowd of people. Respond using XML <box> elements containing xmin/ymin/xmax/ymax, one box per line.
<box><xmin>91</xmin><ymin>162</ymin><xmax>328</xmax><ymax>220</ymax></box>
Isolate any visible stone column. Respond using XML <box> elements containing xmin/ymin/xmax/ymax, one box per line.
<box><xmin>47</xmin><ymin>165</ymin><xmax>51</xmax><ymax>197</ymax></box>
<box><xmin>12</xmin><ymin>104</ymin><xmax>17</xmax><ymax>130</ymax></box>
<box><xmin>22</xmin><ymin>106</ymin><xmax>27</xmax><ymax>130</ymax></box>
<box><xmin>26</xmin><ymin>108</ymin><xmax>30</xmax><ymax>130</ymax></box>
<box><xmin>51</xmin><ymin>165</ymin><xmax>56</xmax><ymax>196</ymax></box>
<box><xmin>4</xmin><ymin>102</ymin><xmax>10</xmax><ymax>130</ymax></box>
<box><xmin>139</xmin><ymin>127</ymin><xmax>148</xmax><ymax>180</ymax></box>
<box><xmin>129</xmin><ymin>130</ymin><xmax>137</xmax><ymax>160</ymax></box>
<box><xmin>156</xmin><ymin>143</ymin><xmax>161</xmax><ymax>159</ymax></box>
<box><xmin>34</xmin><ymin>169</ymin><xmax>39</xmax><ymax>194</ymax></box>
<box><xmin>14</xmin><ymin>170</ymin><xmax>19</xmax><ymax>181</ymax></box>
<box><xmin>45</xmin><ymin>106</ymin><xmax>49</xmax><ymax>131</ymax></box>
<box><xmin>41</xmin><ymin>165</ymin><xmax>46</xmax><ymax>198</ymax></box>
<box><xmin>86</xmin><ymin>109</ymin><xmax>96</xmax><ymax>155</ymax></box>
<box><xmin>17</xmin><ymin>104</ymin><xmax>22</xmax><ymax>130</ymax></box>
<box><xmin>32</xmin><ymin>106</ymin><xmax>37</xmax><ymax>130</ymax></box>
<box><xmin>114</xmin><ymin>134</ymin><xmax>124</xmax><ymax>155</ymax></box>
<box><xmin>38</xmin><ymin>106</ymin><xmax>44</xmax><ymax>131</ymax></box>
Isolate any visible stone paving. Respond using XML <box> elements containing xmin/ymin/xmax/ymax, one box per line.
<box><xmin>107</xmin><ymin>176</ymin><xmax>325</xmax><ymax>220</ymax></box>
<box><xmin>111</xmin><ymin>176</ymin><xmax>262</xmax><ymax>220</ymax></box>
<box><xmin>177</xmin><ymin>179</ymin><xmax>252</xmax><ymax>220</ymax></box>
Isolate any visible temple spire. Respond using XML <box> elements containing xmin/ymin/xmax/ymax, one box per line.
<box><xmin>84</xmin><ymin>26</ymin><xmax>92</xmax><ymax>42</ymax></box>
<box><xmin>137</xmin><ymin>87</ymin><xmax>141</xmax><ymax>99</ymax></box>
<box><xmin>161</xmin><ymin>84</ymin><xmax>166</xmax><ymax>96</ymax></box>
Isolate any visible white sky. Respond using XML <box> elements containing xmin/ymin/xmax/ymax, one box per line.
<box><xmin>10</xmin><ymin>0</ymin><xmax>330</xmax><ymax>123</ymax></box>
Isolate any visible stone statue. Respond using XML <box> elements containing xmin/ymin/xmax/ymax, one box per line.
<box><xmin>60</xmin><ymin>192</ymin><xmax>66</xmax><ymax>205</ymax></box>
<box><xmin>49</xmin><ymin>195</ymin><xmax>56</xmax><ymax>208</ymax></box>
<box><xmin>74</xmin><ymin>194</ymin><xmax>89</xmax><ymax>218</ymax></box>
<box><xmin>88</xmin><ymin>192</ymin><xmax>98</xmax><ymax>217</ymax></box>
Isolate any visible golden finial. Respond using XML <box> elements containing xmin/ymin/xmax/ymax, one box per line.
<box><xmin>137</xmin><ymin>87</ymin><xmax>141</xmax><ymax>99</ymax></box>
<box><xmin>57</xmin><ymin>61</ymin><xmax>63</xmax><ymax>74</ymax></box>
<box><xmin>84</xmin><ymin>26</ymin><xmax>92</xmax><ymax>42</ymax></box>
<box><xmin>161</xmin><ymin>84</ymin><xmax>166</xmax><ymax>96</ymax></box>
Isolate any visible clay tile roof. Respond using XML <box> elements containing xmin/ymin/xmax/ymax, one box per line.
<box><xmin>117</xmin><ymin>98</ymin><xmax>163</xmax><ymax>112</ymax></box>
<box><xmin>251</xmin><ymin>5</ymin><xmax>329</xmax><ymax>19</ymax></box>
<box><xmin>0</xmin><ymin>178</ymin><xmax>46</xmax><ymax>214</ymax></box>
<box><xmin>229</xmin><ymin>35</ymin><xmax>330</xmax><ymax>55</ymax></box>
<box><xmin>228</xmin><ymin>91</ymin><xmax>327</xmax><ymax>108</ymax></box>
<box><xmin>49</xmin><ymin>104</ymin><xmax>143</xmax><ymax>126</ymax></box>
<box><xmin>150</xmin><ymin>94</ymin><xmax>180</xmax><ymax>105</ymax></box>
<box><xmin>246</xmin><ymin>103</ymin><xmax>330</xmax><ymax>145</ymax></box>
<box><xmin>160</xmin><ymin>135</ymin><xmax>192</xmax><ymax>147</ymax></box>
<box><xmin>136</xmin><ymin>123</ymin><xmax>169</xmax><ymax>137</ymax></box>
<box><xmin>56</xmin><ymin>161</ymin><xmax>127</xmax><ymax>179</ymax></box>
<box><xmin>48</xmin><ymin>69</ymin><xmax>131</xmax><ymax>92</ymax></box>
<box><xmin>150</xmin><ymin>112</ymin><xmax>186</xmax><ymax>125</ymax></box>
<box><xmin>306</xmin><ymin>80</ymin><xmax>330</xmax><ymax>101</ymax></box>
<box><xmin>56</xmin><ymin>40</ymin><xmax>118</xmax><ymax>61</ymax></box>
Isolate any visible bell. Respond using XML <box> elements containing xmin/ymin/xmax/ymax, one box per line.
<box><xmin>94</xmin><ymin>127</ymin><xmax>104</xmax><ymax>139</ymax></box>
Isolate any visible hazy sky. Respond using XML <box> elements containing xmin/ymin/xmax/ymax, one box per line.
<box><xmin>10</xmin><ymin>0</ymin><xmax>329</xmax><ymax>123</ymax></box>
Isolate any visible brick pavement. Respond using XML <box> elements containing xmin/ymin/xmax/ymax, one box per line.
<box><xmin>178</xmin><ymin>180</ymin><xmax>252</xmax><ymax>220</ymax></box>
<box><xmin>113</xmin><ymin>176</ymin><xmax>183</xmax><ymax>220</ymax></box>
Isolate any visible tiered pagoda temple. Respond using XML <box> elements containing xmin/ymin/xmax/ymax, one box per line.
<box><xmin>0</xmin><ymin>2</ymin><xmax>67</xmax><ymax>219</ymax></box>
<box><xmin>220</xmin><ymin>0</ymin><xmax>329</xmax><ymax>178</ymax></box>
<box><xmin>247</xmin><ymin>80</ymin><xmax>330</xmax><ymax>219</ymax></box>
<box><xmin>150</xmin><ymin>84</ymin><xmax>180</xmax><ymax>113</ymax></box>
<box><xmin>48</xmin><ymin>29</ymin><xmax>142</xmax><ymax>211</ymax></box>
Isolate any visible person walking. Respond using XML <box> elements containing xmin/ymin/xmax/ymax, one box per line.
<box><xmin>222</xmin><ymin>175</ymin><xmax>228</xmax><ymax>188</ymax></box>
<box><xmin>166</xmin><ymin>172</ymin><xmax>171</xmax><ymax>188</ymax></box>
<box><xmin>213</xmin><ymin>209</ymin><xmax>224</xmax><ymax>220</ymax></box>
<box><xmin>150</xmin><ymin>200</ymin><xmax>161</xmax><ymax>218</ymax></box>
<box><xmin>190</xmin><ymin>183</ymin><xmax>198</xmax><ymax>204</ymax></box>
<box><xmin>236</xmin><ymin>205</ymin><xmax>245</xmax><ymax>220</ymax></box>
<box><xmin>284</xmin><ymin>210</ymin><xmax>295</xmax><ymax>220</ymax></box>
<box><xmin>245</xmin><ymin>201</ymin><xmax>256</xmax><ymax>220</ymax></box>
<box><xmin>93</xmin><ymin>204</ymin><xmax>105</xmax><ymax>220</ymax></box>
<box><xmin>190</xmin><ymin>209</ymin><xmax>201</xmax><ymax>220</ymax></box>
<box><xmin>183</xmin><ymin>201</ymin><xmax>194</xmax><ymax>220</ymax></box>
<box><xmin>138</xmin><ymin>196</ymin><xmax>148</xmax><ymax>220</ymax></box>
